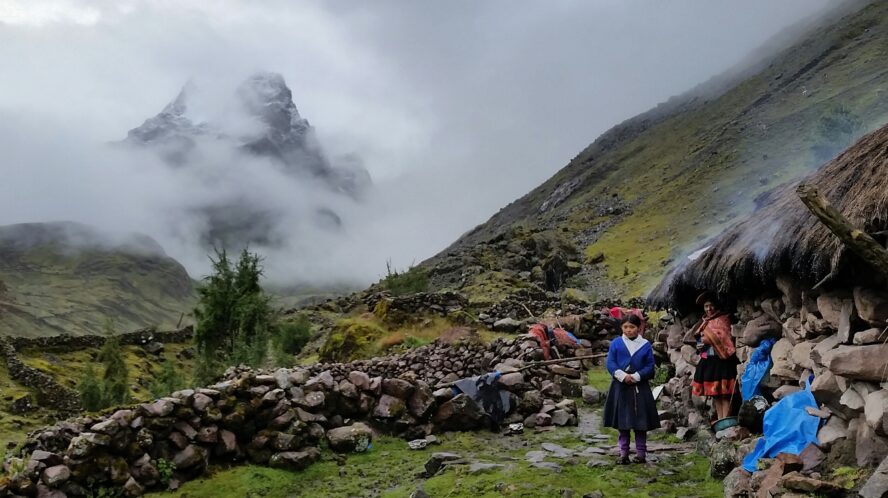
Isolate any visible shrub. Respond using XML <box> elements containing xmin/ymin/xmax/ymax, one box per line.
<box><xmin>98</xmin><ymin>336</ymin><xmax>129</xmax><ymax>406</ymax></box>
<box><xmin>150</xmin><ymin>360</ymin><xmax>185</xmax><ymax>398</ymax></box>
<box><xmin>380</xmin><ymin>261</ymin><xmax>429</xmax><ymax>296</ymax></box>
<box><xmin>275</xmin><ymin>316</ymin><xmax>312</xmax><ymax>355</ymax></box>
<box><xmin>77</xmin><ymin>363</ymin><xmax>103</xmax><ymax>412</ymax></box>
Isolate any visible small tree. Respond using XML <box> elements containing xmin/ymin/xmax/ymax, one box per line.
<box><xmin>77</xmin><ymin>363</ymin><xmax>103</xmax><ymax>412</ymax></box>
<box><xmin>98</xmin><ymin>337</ymin><xmax>129</xmax><ymax>406</ymax></box>
<box><xmin>150</xmin><ymin>360</ymin><xmax>185</xmax><ymax>398</ymax></box>
<box><xmin>274</xmin><ymin>316</ymin><xmax>312</xmax><ymax>355</ymax></box>
<box><xmin>192</xmin><ymin>249</ymin><xmax>275</xmax><ymax>381</ymax></box>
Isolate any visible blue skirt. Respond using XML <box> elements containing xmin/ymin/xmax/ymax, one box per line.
<box><xmin>603</xmin><ymin>379</ymin><xmax>660</xmax><ymax>431</ymax></box>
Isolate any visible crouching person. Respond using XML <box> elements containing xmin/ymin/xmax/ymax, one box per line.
<box><xmin>603</xmin><ymin>314</ymin><xmax>660</xmax><ymax>464</ymax></box>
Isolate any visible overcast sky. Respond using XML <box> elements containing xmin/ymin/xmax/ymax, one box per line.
<box><xmin>0</xmin><ymin>0</ymin><xmax>837</xmax><ymax>285</ymax></box>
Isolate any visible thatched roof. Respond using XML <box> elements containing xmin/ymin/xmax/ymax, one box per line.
<box><xmin>649</xmin><ymin>123</ymin><xmax>888</xmax><ymax>310</ymax></box>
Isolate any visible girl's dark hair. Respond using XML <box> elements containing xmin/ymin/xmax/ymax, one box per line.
<box><xmin>621</xmin><ymin>314</ymin><xmax>642</xmax><ymax>327</ymax></box>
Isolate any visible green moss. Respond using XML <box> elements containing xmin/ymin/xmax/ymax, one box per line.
<box><xmin>562</xmin><ymin>287</ymin><xmax>592</xmax><ymax>306</ymax></box>
<box><xmin>18</xmin><ymin>343</ymin><xmax>195</xmax><ymax>403</ymax></box>
<box><xmin>462</xmin><ymin>271</ymin><xmax>527</xmax><ymax>308</ymax></box>
<box><xmin>319</xmin><ymin>318</ymin><xmax>387</xmax><ymax>363</ymax></box>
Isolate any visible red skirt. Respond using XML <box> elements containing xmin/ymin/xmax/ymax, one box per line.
<box><xmin>692</xmin><ymin>354</ymin><xmax>739</xmax><ymax>397</ymax></box>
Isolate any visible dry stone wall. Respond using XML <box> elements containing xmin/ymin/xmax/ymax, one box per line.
<box><xmin>0</xmin><ymin>338</ymin><xmax>81</xmax><ymax>414</ymax></box>
<box><xmin>0</xmin><ymin>327</ymin><xmax>194</xmax><ymax>414</ymax></box>
<box><xmin>654</xmin><ymin>282</ymin><xmax>888</xmax><ymax>497</ymax></box>
<box><xmin>2</xmin><ymin>338</ymin><xmax>587</xmax><ymax>497</ymax></box>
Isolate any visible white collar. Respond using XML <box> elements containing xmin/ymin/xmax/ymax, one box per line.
<box><xmin>621</xmin><ymin>334</ymin><xmax>648</xmax><ymax>356</ymax></box>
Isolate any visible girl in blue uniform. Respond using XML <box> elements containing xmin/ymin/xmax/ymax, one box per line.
<box><xmin>603</xmin><ymin>314</ymin><xmax>660</xmax><ymax>464</ymax></box>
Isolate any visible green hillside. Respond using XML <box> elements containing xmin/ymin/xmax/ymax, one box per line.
<box><xmin>423</xmin><ymin>1</ymin><xmax>888</xmax><ymax>298</ymax></box>
<box><xmin>0</xmin><ymin>222</ymin><xmax>195</xmax><ymax>337</ymax></box>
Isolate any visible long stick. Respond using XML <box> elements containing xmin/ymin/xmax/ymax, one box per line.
<box><xmin>434</xmin><ymin>353</ymin><xmax>608</xmax><ymax>388</ymax></box>
<box><xmin>797</xmin><ymin>184</ymin><xmax>888</xmax><ymax>279</ymax></box>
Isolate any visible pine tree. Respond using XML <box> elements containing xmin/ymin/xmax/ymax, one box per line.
<box><xmin>192</xmin><ymin>249</ymin><xmax>275</xmax><ymax>381</ymax></box>
<box><xmin>98</xmin><ymin>336</ymin><xmax>129</xmax><ymax>406</ymax></box>
<box><xmin>77</xmin><ymin>363</ymin><xmax>103</xmax><ymax>411</ymax></box>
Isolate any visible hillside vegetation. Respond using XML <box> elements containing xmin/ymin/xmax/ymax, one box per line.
<box><xmin>424</xmin><ymin>1</ymin><xmax>888</xmax><ymax>298</ymax></box>
<box><xmin>0</xmin><ymin>222</ymin><xmax>195</xmax><ymax>337</ymax></box>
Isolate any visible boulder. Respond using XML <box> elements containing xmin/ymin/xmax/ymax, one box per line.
<box><xmin>810</xmin><ymin>370</ymin><xmax>841</xmax><ymax>403</ymax></box>
<box><xmin>382</xmin><ymin>378</ymin><xmax>414</xmax><ymax>399</ymax></box>
<box><xmin>123</xmin><ymin>477</ymin><xmax>144</xmax><ymax>497</ymax></box>
<box><xmin>172</xmin><ymin>445</ymin><xmax>208</xmax><ymax>470</ymax></box>
<box><xmin>708</xmin><ymin>439</ymin><xmax>737</xmax><ymax>478</ymax></box>
<box><xmin>789</xmin><ymin>341</ymin><xmax>814</xmax><ymax>371</ymax></box>
<box><xmin>816</xmin><ymin>291</ymin><xmax>853</xmax><ymax>329</ymax></box>
<box><xmin>824</xmin><ymin>344</ymin><xmax>888</xmax><ymax>381</ymax></box>
<box><xmin>817</xmin><ymin>416</ymin><xmax>848</xmax><ymax>449</ymax></box>
<box><xmin>859</xmin><ymin>455</ymin><xmax>888</xmax><ymax>498</ymax></box>
<box><xmin>408</xmin><ymin>382</ymin><xmax>435</xmax><ymax>419</ymax></box>
<box><xmin>349</xmin><ymin>371</ymin><xmax>371</xmax><ymax>391</ymax></box>
<box><xmin>424</xmin><ymin>452</ymin><xmax>462</xmax><ymax>477</ymax></box>
<box><xmin>742</xmin><ymin>315</ymin><xmax>781</xmax><ymax>347</ymax></box>
<box><xmin>854</xmin><ymin>328</ymin><xmax>885</xmax><ymax>345</ymax></box>
<box><xmin>778</xmin><ymin>471</ymin><xmax>843</xmax><ymax>495</ymax></box>
<box><xmin>433</xmin><ymin>394</ymin><xmax>485</xmax><ymax>431</ymax></box>
<box><xmin>373</xmin><ymin>395</ymin><xmax>406</xmax><ymax>419</ymax></box>
<box><xmin>498</xmin><ymin>372</ymin><xmax>526</xmax><ymax>391</ymax></box>
<box><xmin>493</xmin><ymin>318</ymin><xmax>521</xmax><ymax>333</ymax></box>
<box><xmin>144</xmin><ymin>341</ymin><xmax>165</xmax><ymax>355</ymax></box>
<box><xmin>192</xmin><ymin>393</ymin><xmax>213</xmax><ymax>412</ymax></box>
<box><xmin>723</xmin><ymin>467</ymin><xmax>751</xmax><ymax>498</ymax></box>
<box><xmin>269</xmin><ymin>448</ymin><xmax>321</xmax><ymax>471</ymax></box>
<box><xmin>66</xmin><ymin>433</ymin><xmax>110</xmax><ymax>458</ymax></box>
<box><xmin>854</xmin><ymin>287</ymin><xmax>888</xmax><ymax>327</ymax></box>
<box><xmin>839</xmin><ymin>388</ymin><xmax>865</xmax><ymax>412</ymax></box>
<box><xmin>865</xmin><ymin>390</ymin><xmax>888</xmax><ymax>435</ymax></box>
<box><xmin>811</xmin><ymin>334</ymin><xmax>842</xmax><ymax>366</ymax></box>
<box><xmin>42</xmin><ymin>465</ymin><xmax>70</xmax><ymax>488</ymax></box>
<box><xmin>857</xmin><ymin>414</ymin><xmax>888</xmax><ymax>467</ymax></box>
<box><xmin>326</xmin><ymin>423</ymin><xmax>373</xmax><ymax>453</ymax></box>
<box><xmin>581</xmin><ymin>386</ymin><xmax>602</xmax><ymax>405</ymax></box>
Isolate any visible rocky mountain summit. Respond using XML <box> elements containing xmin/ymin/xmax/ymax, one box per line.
<box><xmin>123</xmin><ymin>72</ymin><xmax>371</xmax><ymax>248</ymax></box>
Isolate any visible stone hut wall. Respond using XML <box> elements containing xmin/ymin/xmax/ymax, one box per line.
<box><xmin>654</xmin><ymin>282</ymin><xmax>888</xmax><ymax>495</ymax></box>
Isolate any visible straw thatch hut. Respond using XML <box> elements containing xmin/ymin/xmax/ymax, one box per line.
<box><xmin>650</xmin><ymin>123</ymin><xmax>888</xmax><ymax>311</ymax></box>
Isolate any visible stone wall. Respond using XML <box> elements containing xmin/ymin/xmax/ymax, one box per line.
<box><xmin>0</xmin><ymin>327</ymin><xmax>193</xmax><ymax>414</ymax></box>
<box><xmin>654</xmin><ymin>282</ymin><xmax>888</xmax><ymax>496</ymax></box>
<box><xmin>2</xmin><ymin>338</ymin><xmax>586</xmax><ymax>497</ymax></box>
<box><xmin>9</xmin><ymin>327</ymin><xmax>193</xmax><ymax>351</ymax></box>
<box><xmin>0</xmin><ymin>338</ymin><xmax>81</xmax><ymax>414</ymax></box>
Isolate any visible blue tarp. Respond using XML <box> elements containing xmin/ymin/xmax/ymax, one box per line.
<box><xmin>740</xmin><ymin>338</ymin><xmax>775</xmax><ymax>401</ymax></box>
<box><xmin>741</xmin><ymin>379</ymin><xmax>819</xmax><ymax>472</ymax></box>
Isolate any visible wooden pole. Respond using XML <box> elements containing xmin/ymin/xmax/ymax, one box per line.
<box><xmin>797</xmin><ymin>184</ymin><xmax>888</xmax><ymax>279</ymax></box>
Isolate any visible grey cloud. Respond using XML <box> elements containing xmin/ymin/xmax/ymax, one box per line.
<box><xmin>0</xmin><ymin>0</ymin><xmax>837</xmax><ymax>286</ymax></box>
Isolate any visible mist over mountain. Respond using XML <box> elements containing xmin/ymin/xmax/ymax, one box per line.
<box><xmin>122</xmin><ymin>72</ymin><xmax>371</xmax><ymax>250</ymax></box>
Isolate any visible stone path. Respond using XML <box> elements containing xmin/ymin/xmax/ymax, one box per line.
<box><xmin>425</xmin><ymin>405</ymin><xmax>697</xmax><ymax>478</ymax></box>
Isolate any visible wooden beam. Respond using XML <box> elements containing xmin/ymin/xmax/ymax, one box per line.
<box><xmin>797</xmin><ymin>184</ymin><xmax>888</xmax><ymax>279</ymax></box>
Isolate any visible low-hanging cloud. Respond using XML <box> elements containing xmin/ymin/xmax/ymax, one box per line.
<box><xmin>0</xmin><ymin>0</ymin><xmax>839</xmax><ymax>287</ymax></box>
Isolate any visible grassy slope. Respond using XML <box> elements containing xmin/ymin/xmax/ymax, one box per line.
<box><xmin>426</xmin><ymin>2</ymin><xmax>888</xmax><ymax>298</ymax></box>
<box><xmin>0</xmin><ymin>223</ymin><xmax>195</xmax><ymax>337</ymax></box>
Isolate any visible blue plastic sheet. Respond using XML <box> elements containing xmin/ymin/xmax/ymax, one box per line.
<box><xmin>741</xmin><ymin>379</ymin><xmax>819</xmax><ymax>472</ymax></box>
<box><xmin>741</xmin><ymin>338</ymin><xmax>775</xmax><ymax>401</ymax></box>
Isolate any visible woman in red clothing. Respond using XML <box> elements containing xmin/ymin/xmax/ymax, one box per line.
<box><xmin>690</xmin><ymin>292</ymin><xmax>738</xmax><ymax>421</ymax></box>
